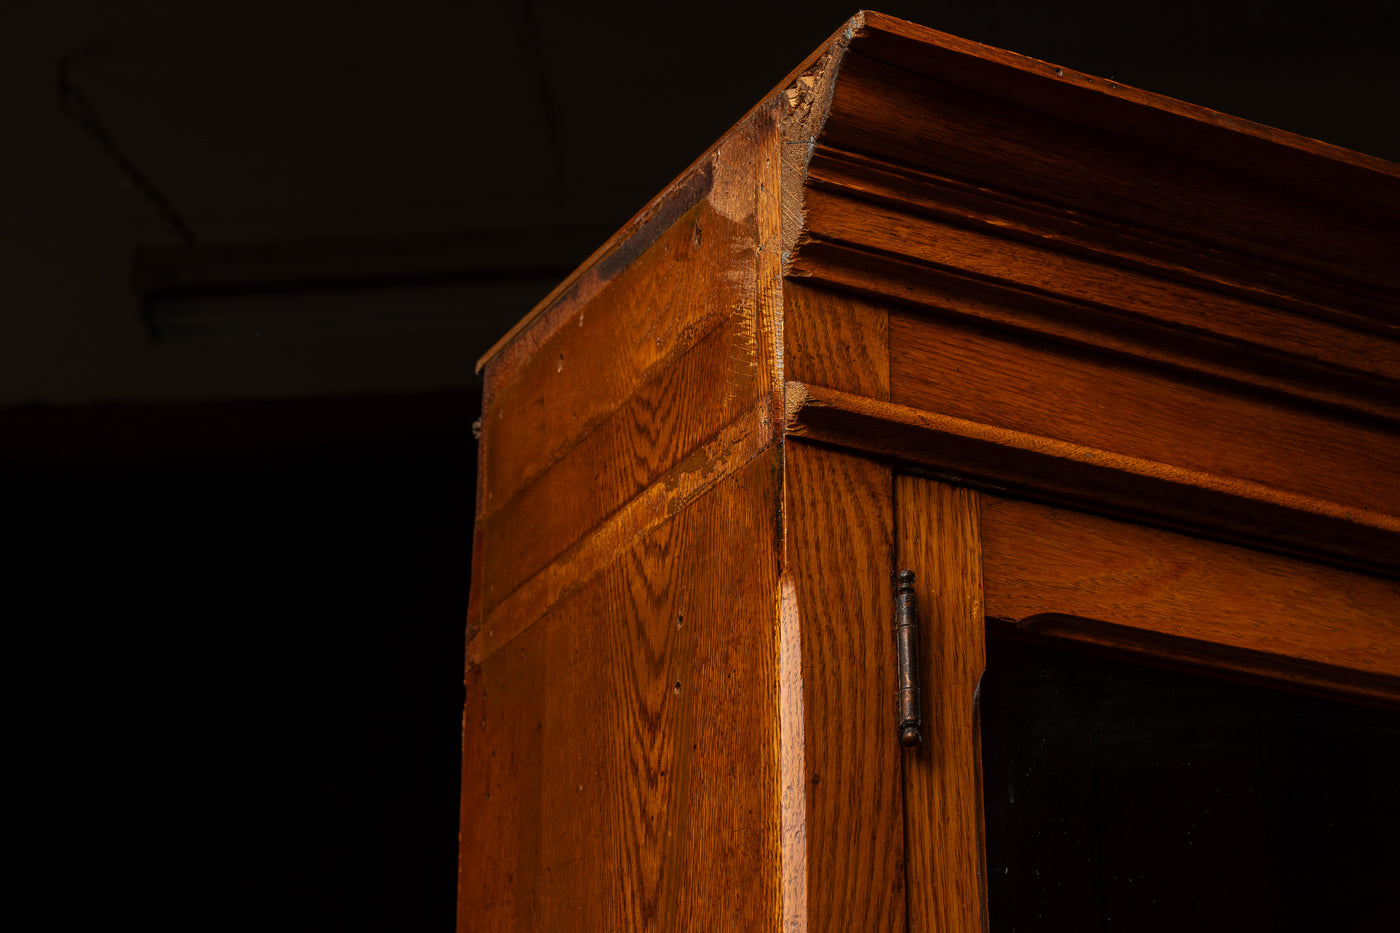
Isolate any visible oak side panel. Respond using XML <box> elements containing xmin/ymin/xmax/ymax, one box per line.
<box><xmin>459</xmin><ymin>653</ymin><xmax>536</xmax><ymax>931</ymax></box>
<box><xmin>783</xmin><ymin>280</ymin><xmax>889</xmax><ymax>400</ymax></box>
<box><xmin>473</xmin><ymin>398</ymin><xmax>774</xmax><ymax>668</ymax></box>
<box><xmin>980</xmin><ymin>495</ymin><xmax>1400</xmax><ymax>701</ymax></box>
<box><xmin>478</xmin><ymin>317</ymin><xmax>767</xmax><ymax>617</ymax></box>
<box><xmin>889</xmin><ymin>311</ymin><xmax>1400</xmax><ymax>518</ymax></box>
<box><xmin>895</xmin><ymin>477</ymin><xmax>987</xmax><ymax>933</ymax></box>
<box><xmin>782</xmin><ymin>439</ymin><xmax>905</xmax><ymax>930</ymax></box>
<box><xmin>480</xmin><ymin>119</ymin><xmax>772</xmax><ymax>518</ymax></box>
<box><xmin>459</xmin><ymin>452</ymin><xmax>782</xmax><ymax>932</ymax></box>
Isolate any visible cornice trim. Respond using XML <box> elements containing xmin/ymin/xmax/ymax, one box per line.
<box><xmin>784</xmin><ymin>380</ymin><xmax>1400</xmax><ymax>578</ymax></box>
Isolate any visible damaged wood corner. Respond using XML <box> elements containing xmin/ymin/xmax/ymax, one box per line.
<box><xmin>783</xmin><ymin>380</ymin><xmax>810</xmax><ymax>432</ymax></box>
<box><xmin>779</xmin><ymin>14</ymin><xmax>859</xmax><ymax>273</ymax></box>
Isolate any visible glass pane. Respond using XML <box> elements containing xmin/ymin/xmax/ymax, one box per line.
<box><xmin>980</xmin><ymin>636</ymin><xmax>1400</xmax><ymax>931</ymax></box>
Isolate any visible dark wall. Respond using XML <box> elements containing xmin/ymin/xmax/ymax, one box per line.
<box><xmin>5</xmin><ymin>394</ymin><xmax>476</xmax><ymax>930</ymax></box>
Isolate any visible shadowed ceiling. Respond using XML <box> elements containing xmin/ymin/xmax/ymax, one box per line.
<box><xmin>6</xmin><ymin>0</ymin><xmax>1396</xmax><ymax>407</ymax></box>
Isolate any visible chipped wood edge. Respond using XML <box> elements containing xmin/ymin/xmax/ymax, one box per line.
<box><xmin>777</xmin><ymin>573</ymin><xmax>807</xmax><ymax>933</ymax></box>
<box><xmin>475</xmin><ymin>14</ymin><xmax>863</xmax><ymax>377</ymax></box>
<box><xmin>779</xmin><ymin>15</ymin><xmax>858</xmax><ymax>273</ymax></box>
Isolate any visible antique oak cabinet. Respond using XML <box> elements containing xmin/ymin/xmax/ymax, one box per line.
<box><xmin>459</xmin><ymin>12</ymin><xmax>1400</xmax><ymax>931</ymax></box>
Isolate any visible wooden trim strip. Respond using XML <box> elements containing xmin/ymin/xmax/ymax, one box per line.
<box><xmin>785</xmin><ymin>381</ymin><xmax>1400</xmax><ymax>576</ymax></box>
<box><xmin>793</xmin><ymin>192</ymin><xmax>1400</xmax><ymax>391</ymax></box>
<box><xmin>788</xmin><ymin>238</ymin><xmax>1400</xmax><ymax>425</ymax></box>
<box><xmin>853</xmin><ymin>12</ymin><xmax>1400</xmax><ymax>181</ymax></box>
<box><xmin>980</xmin><ymin>494</ymin><xmax>1400</xmax><ymax>706</ymax></box>
<box><xmin>802</xmin><ymin>146</ymin><xmax>1400</xmax><ymax>334</ymax></box>
<box><xmin>988</xmin><ymin>615</ymin><xmax>1400</xmax><ymax>710</ymax></box>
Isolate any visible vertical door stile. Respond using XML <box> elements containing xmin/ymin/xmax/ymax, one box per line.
<box><xmin>783</xmin><ymin>440</ymin><xmax>905</xmax><ymax>931</ymax></box>
<box><xmin>896</xmin><ymin>475</ymin><xmax>989</xmax><ymax>933</ymax></box>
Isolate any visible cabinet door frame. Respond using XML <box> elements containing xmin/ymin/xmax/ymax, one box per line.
<box><xmin>895</xmin><ymin>474</ymin><xmax>988</xmax><ymax>933</ymax></box>
<box><xmin>892</xmin><ymin>470</ymin><xmax>1400</xmax><ymax>933</ymax></box>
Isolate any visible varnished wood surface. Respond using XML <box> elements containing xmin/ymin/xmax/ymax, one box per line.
<box><xmin>798</xmin><ymin>146</ymin><xmax>1399</xmax><ymax>342</ymax></box>
<box><xmin>785</xmin><ymin>13</ymin><xmax>1400</xmax><ymax>467</ymax></box>
<box><xmin>782</xmin><ymin>439</ymin><xmax>905</xmax><ymax>930</ymax></box>
<box><xmin>782</xmin><ymin>280</ymin><xmax>888</xmax><ymax>400</ymax></box>
<box><xmin>895</xmin><ymin>477</ymin><xmax>986</xmax><ymax>933</ymax></box>
<box><xmin>789</xmin><ymin>237</ymin><xmax>1400</xmax><ymax>425</ymax></box>
<box><xmin>819</xmin><ymin>14</ymin><xmax>1400</xmax><ymax>295</ymax></box>
<box><xmin>888</xmin><ymin>310</ymin><xmax>1400</xmax><ymax>520</ymax></box>
<box><xmin>463</xmin><ymin>100</ymin><xmax>791</xmax><ymax>930</ymax></box>
<box><xmin>785</xmin><ymin>381</ymin><xmax>1400</xmax><ymax>577</ymax></box>
<box><xmin>477</xmin><ymin>317</ymin><xmax>769</xmax><ymax>620</ymax></box>
<box><xmin>850</xmin><ymin>11</ymin><xmax>1400</xmax><ymax>179</ymax></box>
<box><xmin>980</xmin><ymin>495</ymin><xmax>1400</xmax><ymax>704</ymax></box>
<box><xmin>479</xmin><ymin>141</ymin><xmax>759</xmax><ymax>522</ymax></box>
<box><xmin>471</xmin><ymin>397</ymin><xmax>775</xmax><ymax>668</ymax></box>
<box><xmin>798</xmin><ymin>184</ymin><xmax>1400</xmax><ymax>388</ymax></box>
<box><xmin>459</xmin><ymin>453</ymin><xmax>782</xmax><ymax>931</ymax></box>
<box><xmin>464</xmin><ymin>11</ymin><xmax>1400</xmax><ymax>929</ymax></box>
<box><xmin>469</xmin><ymin>109</ymin><xmax>786</xmax><ymax>647</ymax></box>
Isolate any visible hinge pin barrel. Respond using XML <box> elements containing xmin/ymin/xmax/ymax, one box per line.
<box><xmin>894</xmin><ymin>569</ymin><xmax>922</xmax><ymax>747</ymax></box>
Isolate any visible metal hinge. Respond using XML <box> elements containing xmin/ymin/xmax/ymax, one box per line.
<box><xmin>893</xmin><ymin>569</ymin><xmax>922</xmax><ymax>747</ymax></box>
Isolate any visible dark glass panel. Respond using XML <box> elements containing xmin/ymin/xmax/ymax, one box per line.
<box><xmin>981</xmin><ymin>636</ymin><xmax>1400</xmax><ymax>931</ymax></box>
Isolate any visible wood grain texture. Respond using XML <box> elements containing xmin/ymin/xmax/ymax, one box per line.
<box><xmin>798</xmin><ymin>146</ymin><xmax>1398</xmax><ymax>335</ymax></box>
<box><xmin>459</xmin><ymin>452</ymin><xmax>782</xmax><ymax>932</ymax></box>
<box><xmin>821</xmin><ymin>14</ymin><xmax>1400</xmax><ymax>294</ymax></box>
<box><xmin>789</xmin><ymin>238</ymin><xmax>1400</xmax><ymax>425</ymax></box>
<box><xmin>980</xmin><ymin>495</ymin><xmax>1400</xmax><ymax>703</ymax></box>
<box><xmin>458</xmin><ymin>654</ymin><xmax>536</xmax><ymax>931</ymax></box>
<box><xmin>783</xmin><ymin>279</ymin><xmax>889</xmax><ymax>400</ymax></box>
<box><xmin>850</xmin><ymin>11</ymin><xmax>1400</xmax><ymax>180</ymax></box>
<box><xmin>781</xmin><ymin>439</ymin><xmax>905</xmax><ymax>931</ymax></box>
<box><xmin>797</xmin><ymin>185</ymin><xmax>1400</xmax><ymax>385</ymax></box>
<box><xmin>895</xmin><ymin>476</ymin><xmax>987</xmax><ymax>933</ymax></box>
<box><xmin>463</xmin><ymin>12</ymin><xmax>1400</xmax><ymax>929</ymax></box>
<box><xmin>780</xmin><ymin>13</ymin><xmax>1400</xmax><ymax>454</ymax></box>
<box><xmin>785</xmin><ymin>381</ymin><xmax>1400</xmax><ymax>578</ymax></box>
<box><xmin>470</xmin><ymin>395</ymin><xmax>774</xmax><ymax>667</ymax></box>
<box><xmin>889</xmin><ymin>312</ymin><xmax>1400</xmax><ymax>521</ymax></box>
<box><xmin>777</xmin><ymin>574</ymin><xmax>806</xmax><ymax>933</ymax></box>
<box><xmin>470</xmin><ymin>107</ymin><xmax>789</xmax><ymax>653</ymax></box>
<box><xmin>478</xmin><ymin>317</ymin><xmax>769</xmax><ymax>618</ymax></box>
<box><xmin>480</xmin><ymin>120</ymin><xmax>769</xmax><ymax>520</ymax></box>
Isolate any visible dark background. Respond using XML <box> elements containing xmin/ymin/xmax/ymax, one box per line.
<box><xmin>4</xmin><ymin>1</ymin><xmax>1396</xmax><ymax>929</ymax></box>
